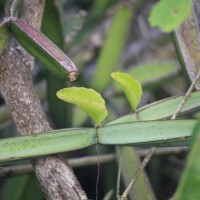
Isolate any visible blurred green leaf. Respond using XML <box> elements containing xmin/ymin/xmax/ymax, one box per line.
<box><xmin>1</xmin><ymin>175</ymin><xmax>29</xmax><ymax>200</ymax></box>
<box><xmin>128</xmin><ymin>61</ymin><xmax>179</xmax><ymax>87</ymax></box>
<box><xmin>0</xmin><ymin>21</ymin><xmax>9</xmax><ymax>55</ymax></box>
<box><xmin>1</xmin><ymin>175</ymin><xmax>44</xmax><ymax>200</ymax></box>
<box><xmin>107</xmin><ymin>91</ymin><xmax>200</xmax><ymax>125</ymax></box>
<box><xmin>42</xmin><ymin>0</ymin><xmax>64</xmax><ymax>47</ymax></box>
<box><xmin>173</xmin><ymin>121</ymin><xmax>200</xmax><ymax>200</ymax></box>
<box><xmin>111</xmin><ymin>72</ymin><xmax>142</xmax><ymax>111</ymax></box>
<box><xmin>103</xmin><ymin>189</ymin><xmax>114</xmax><ymax>200</ymax></box>
<box><xmin>57</xmin><ymin>87</ymin><xmax>108</xmax><ymax>126</ymax></box>
<box><xmin>9</xmin><ymin>19</ymin><xmax>78</xmax><ymax>80</ymax></box>
<box><xmin>149</xmin><ymin>0</ymin><xmax>192</xmax><ymax>32</ymax></box>
<box><xmin>117</xmin><ymin>147</ymin><xmax>156</xmax><ymax>200</ymax></box>
<box><xmin>69</xmin><ymin>0</ymin><xmax>116</xmax><ymax>48</ymax></box>
<box><xmin>92</xmin><ymin>3</ymin><xmax>132</xmax><ymax>91</ymax></box>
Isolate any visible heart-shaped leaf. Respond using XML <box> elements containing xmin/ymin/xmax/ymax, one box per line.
<box><xmin>111</xmin><ymin>72</ymin><xmax>142</xmax><ymax>111</ymax></box>
<box><xmin>57</xmin><ymin>87</ymin><xmax>108</xmax><ymax>126</ymax></box>
<box><xmin>149</xmin><ymin>0</ymin><xmax>192</xmax><ymax>32</ymax></box>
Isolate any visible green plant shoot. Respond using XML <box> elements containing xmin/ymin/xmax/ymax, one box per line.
<box><xmin>56</xmin><ymin>87</ymin><xmax>108</xmax><ymax>126</ymax></box>
<box><xmin>111</xmin><ymin>72</ymin><xmax>142</xmax><ymax>111</ymax></box>
<box><xmin>149</xmin><ymin>0</ymin><xmax>192</xmax><ymax>32</ymax></box>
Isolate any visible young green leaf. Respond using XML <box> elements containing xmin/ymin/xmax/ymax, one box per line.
<box><xmin>0</xmin><ymin>20</ymin><xmax>10</xmax><ymax>55</ymax></box>
<box><xmin>9</xmin><ymin>18</ymin><xmax>78</xmax><ymax>81</ymax></box>
<box><xmin>0</xmin><ymin>128</ymin><xmax>96</xmax><ymax>162</ymax></box>
<box><xmin>149</xmin><ymin>0</ymin><xmax>192</xmax><ymax>32</ymax></box>
<box><xmin>57</xmin><ymin>87</ymin><xmax>108</xmax><ymax>126</ymax></box>
<box><xmin>98</xmin><ymin>120</ymin><xmax>195</xmax><ymax>146</ymax></box>
<box><xmin>111</xmin><ymin>72</ymin><xmax>142</xmax><ymax>111</ymax></box>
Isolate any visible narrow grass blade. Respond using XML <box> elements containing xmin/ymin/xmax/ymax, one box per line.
<box><xmin>9</xmin><ymin>18</ymin><xmax>78</xmax><ymax>81</ymax></box>
<box><xmin>1</xmin><ymin>175</ymin><xmax>43</xmax><ymax>200</ymax></box>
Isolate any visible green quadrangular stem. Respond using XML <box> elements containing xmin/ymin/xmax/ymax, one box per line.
<box><xmin>107</xmin><ymin>91</ymin><xmax>200</xmax><ymax>125</ymax></box>
<box><xmin>98</xmin><ymin>120</ymin><xmax>195</xmax><ymax>146</ymax></box>
<box><xmin>0</xmin><ymin>120</ymin><xmax>196</xmax><ymax>163</ymax></box>
<box><xmin>0</xmin><ymin>128</ymin><xmax>96</xmax><ymax>162</ymax></box>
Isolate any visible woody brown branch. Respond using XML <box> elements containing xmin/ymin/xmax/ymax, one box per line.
<box><xmin>0</xmin><ymin>0</ymin><xmax>87</xmax><ymax>199</ymax></box>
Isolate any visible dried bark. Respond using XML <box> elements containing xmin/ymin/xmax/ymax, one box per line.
<box><xmin>0</xmin><ymin>0</ymin><xmax>87</xmax><ymax>199</ymax></box>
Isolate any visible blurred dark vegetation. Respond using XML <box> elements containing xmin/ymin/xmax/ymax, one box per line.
<box><xmin>0</xmin><ymin>0</ymin><xmax>192</xmax><ymax>199</ymax></box>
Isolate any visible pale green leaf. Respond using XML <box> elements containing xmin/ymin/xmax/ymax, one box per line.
<box><xmin>149</xmin><ymin>0</ymin><xmax>192</xmax><ymax>32</ymax></box>
<box><xmin>111</xmin><ymin>72</ymin><xmax>142</xmax><ymax>111</ymax></box>
<box><xmin>57</xmin><ymin>87</ymin><xmax>108</xmax><ymax>126</ymax></box>
<box><xmin>103</xmin><ymin>189</ymin><xmax>114</xmax><ymax>200</ymax></box>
